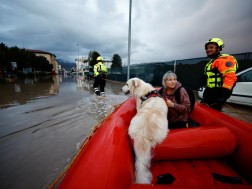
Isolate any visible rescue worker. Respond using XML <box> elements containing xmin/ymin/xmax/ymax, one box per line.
<box><xmin>200</xmin><ymin>38</ymin><xmax>238</xmax><ymax>111</ymax></box>
<box><xmin>93</xmin><ymin>56</ymin><xmax>108</xmax><ymax>96</ymax></box>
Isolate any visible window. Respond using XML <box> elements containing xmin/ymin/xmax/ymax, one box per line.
<box><xmin>239</xmin><ymin>69</ymin><xmax>252</xmax><ymax>82</ymax></box>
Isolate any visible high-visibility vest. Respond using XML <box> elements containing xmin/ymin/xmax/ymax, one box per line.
<box><xmin>204</xmin><ymin>54</ymin><xmax>238</xmax><ymax>89</ymax></box>
<box><xmin>94</xmin><ymin>62</ymin><xmax>107</xmax><ymax>77</ymax></box>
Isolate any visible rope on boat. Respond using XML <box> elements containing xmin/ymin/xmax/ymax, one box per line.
<box><xmin>48</xmin><ymin>103</ymin><xmax>122</xmax><ymax>189</ymax></box>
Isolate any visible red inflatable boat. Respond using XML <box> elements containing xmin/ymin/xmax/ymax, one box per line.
<box><xmin>56</xmin><ymin>97</ymin><xmax>252</xmax><ymax>189</ymax></box>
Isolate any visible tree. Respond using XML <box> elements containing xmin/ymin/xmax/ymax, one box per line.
<box><xmin>111</xmin><ymin>53</ymin><xmax>122</xmax><ymax>72</ymax></box>
<box><xmin>88</xmin><ymin>51</ymin><xmax>100</xmax><ymax>67</ymax></box>
<box><xmin>111</xmin><ymin>53</ymin><xmax>122</xmax><ymax>68</ymax></box>
<box><xmin>0</xmin><ymin>43</ymin><xmax>8</xmax><ymax>70</ymax></box>
<box><xmin>0</xmin><ymin>42</ymin><xmax>53</xmax><ymax>73</ymax></box>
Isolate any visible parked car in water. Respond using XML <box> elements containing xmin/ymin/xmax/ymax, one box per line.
<box><xmin>198</xmin><ymin>67</ymin><xmax>252</xmax><ymax>106</ymax></box>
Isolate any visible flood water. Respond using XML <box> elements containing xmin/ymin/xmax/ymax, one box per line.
<box><xmin>0</xmin><ymin>75</ymin><xmax>128</xmax><ymax>189</ymax></box>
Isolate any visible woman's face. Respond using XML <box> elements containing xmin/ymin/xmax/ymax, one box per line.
<box><xmin>165</xmin><ymin>76</ymin><xmax>177</xmax><ymax>89</ymax></box>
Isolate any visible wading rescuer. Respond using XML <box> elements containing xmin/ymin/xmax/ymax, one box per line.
<box><xmin>93</xmin><ymin>56</ymin><xmax>108</xmax><ymax>96</ymax></box>
<box><xmin>200</xmin><ymin>38</ymin><xmax>238</xmax><ymax>111</ymax></box>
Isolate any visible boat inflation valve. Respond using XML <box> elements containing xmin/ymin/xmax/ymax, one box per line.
<box><xmin>156</xmin><ymin>173</ymin><xmax>176</xmax><ymax>184</ymax></box>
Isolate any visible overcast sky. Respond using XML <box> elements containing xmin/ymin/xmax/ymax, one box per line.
<box><xmin>1</xmin><ymin>0</ymin><xmax>252</xmax><ymax>65</ymax></box>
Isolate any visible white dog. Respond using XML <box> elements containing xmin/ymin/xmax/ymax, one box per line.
<box><xmin>121</xmin><ymin>78</ymin><xmax>169</xmax><ymax>184</ymax></box>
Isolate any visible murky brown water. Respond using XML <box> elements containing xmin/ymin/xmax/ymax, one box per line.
<box><xmin>0</xmin><ymin>75</ymin><xmax>128</xmax><ymax>189</ymax></box>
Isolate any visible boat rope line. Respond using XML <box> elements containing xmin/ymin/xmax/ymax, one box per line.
<box><xmin>48</xmin><ymin>103</ymin><xmax>122</xmax><ymax>189</ymax></box>
<box><xmin>201</xmin><ymin>102</ymin><xmax>252</xmax><ymax>123</ymax></box>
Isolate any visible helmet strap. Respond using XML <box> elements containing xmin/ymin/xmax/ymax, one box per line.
<box><xmin>207</xmin><ymin>51</ymin><xmax>220</xmax><ymax>59</ymax></box>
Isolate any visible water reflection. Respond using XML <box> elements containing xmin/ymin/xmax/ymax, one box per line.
<box><xmin>0</xmin><ymin>76</ymin><xmax>60</xmax><ymax>109</ymax></box>
<box><xmin>76</xmin><ymin>76</ymin><xmax>92</xmax><ymax>91</ymax></box>
<box><xmin>82</xmin><ymin>78</ymin><xmax>92</xmax><ymax>91</ymax></box>
<box><xmin>0</xmin><ymin>75</ymin><xmax>129</xmax><ymax>189</ymax></box>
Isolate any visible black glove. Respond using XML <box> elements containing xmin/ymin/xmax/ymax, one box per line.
<box><xmin>95</xmin><ymin>74</ymin><xmax>101</xmax><ymax>78</ymax></box>
<box><xmin>221</xmin><ymin>88</ymin><xmax>232</xmax><ymax>99</ymax></box>
<box><xmin>199</xmin><ymin>74</ymin><xmax>208</xmax><ymax>87</ymax></box>
<box><xmin>101</xmin><ymin>74</ymin><xmax>107</xmax><ymax>79</ymax></box>
<box><xmin>216</xmin><ymin>96</ymin><xmax>226</xmax><ymax>104</ymax></box>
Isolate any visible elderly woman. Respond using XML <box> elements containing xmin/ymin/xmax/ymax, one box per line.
<box><xmin>158</xmin><ymin>71</ymin><xmax>191</xmax><ymax>129</ymax></box>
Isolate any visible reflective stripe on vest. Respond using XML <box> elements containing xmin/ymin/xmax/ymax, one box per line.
<box><xmin>204</xmin><ymin>59</ymin><xmax>223</xmax><ymax>88</ymax></box>
<box><xmin>98</xmin><ymin>64</ymin><xmax>107</xmax><ymax>73</ymax></box>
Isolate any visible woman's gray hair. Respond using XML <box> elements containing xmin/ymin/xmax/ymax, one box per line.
<box><xmin>162</xmin><ymin>71</ymin><xmax>177</xmax><ymax>88</ymax></box>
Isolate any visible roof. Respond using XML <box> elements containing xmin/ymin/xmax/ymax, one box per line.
<box><xmin>25</xmin><ymin>49</ymin><xmax>55</xmax><ymax>57</ymax></box>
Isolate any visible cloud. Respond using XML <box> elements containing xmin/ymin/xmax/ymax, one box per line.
<box><xmin>0</xmin><ymin>0</ymin><xmax>252</xmax><ymax>64</ymax></box>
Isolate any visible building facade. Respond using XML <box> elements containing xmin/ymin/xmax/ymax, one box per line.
<box><xmin>26</xmin><ymin>49</ymin><xmax>59</xmax><ymax>74</ymax></box>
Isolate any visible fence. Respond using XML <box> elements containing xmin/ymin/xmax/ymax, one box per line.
<box><xmin>108</xmin><ymin>52</ymin><xmax>252</xmax><ymax>90</ymax></box>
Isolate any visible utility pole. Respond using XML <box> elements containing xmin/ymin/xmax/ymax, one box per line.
<box><xmin>127</xmin><ymin>0</ymin><xmax>132</xmax><ymax>80</ymax></box>
<box><xmin>76</xmin><ymin>43</ymin><xmax>79</xmax><ymax>75</ymax></box>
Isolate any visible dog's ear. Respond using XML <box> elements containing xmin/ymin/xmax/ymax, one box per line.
<box><xmin>132</xmin><ymin>79</ymin><xmax>139</xmax><ymax>87</ymax></box>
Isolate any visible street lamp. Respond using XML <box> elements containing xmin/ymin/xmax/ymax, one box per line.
<box><xmin>77</xmin><ymin>43</ymin><xmax>79</xmax><ymax>60</ymax></box>
<box><xmin>76</xmin><ymin>43</ymin><xmax>79</xmax><ymax>75</ymax></box>
<box><xmin>127</xmin><ymin>0</ymin><xmax>132</xmax><ymax>80</ymax></box>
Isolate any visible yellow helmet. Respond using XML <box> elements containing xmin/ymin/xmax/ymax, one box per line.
<box><xmin>205</xmin><ymin>38</ymin><xmax>224</xmax><ymax>50</ymax></box>
<box><xmin>96</xmin><ymin>56</ymin><xmax>103</xmax><ymax>61</ymax></box>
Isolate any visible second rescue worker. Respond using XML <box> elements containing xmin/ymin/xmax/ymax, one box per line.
<box><xmin>93</xmin><ymin>56</ymin><xmax>108</xmax><ymax>96</ymax></box>
<box><xmin>200</xmin><ymin>38</ymin><xmax>238</xmax><ymax>111</ymax></box>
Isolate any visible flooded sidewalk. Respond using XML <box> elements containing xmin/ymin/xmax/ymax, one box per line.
<box><xmin>190</xmin><ymin>90</ymin><xmax>252</xmax><ymax>124</ymax></box>
<box><xmin>221</xmin><ymin>103</ymin><xmax>252</xmax><ymax>124</ymax></box>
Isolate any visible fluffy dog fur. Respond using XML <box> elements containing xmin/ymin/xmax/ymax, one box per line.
<box><xmin>121</xmin><ymin>78</ymin><xmax>169</xmax><ymax>184</ymax></box>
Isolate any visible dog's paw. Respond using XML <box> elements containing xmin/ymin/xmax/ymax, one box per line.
<box><xmin>136</xmin><ymin>170</ymin><xmax>152</xmax><ymax>184</ymax></box>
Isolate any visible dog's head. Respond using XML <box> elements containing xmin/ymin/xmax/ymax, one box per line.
<box><xmin>121</xmin><ymin>77</ymin><xmax>148</xmax><ymax>97</ymax></box>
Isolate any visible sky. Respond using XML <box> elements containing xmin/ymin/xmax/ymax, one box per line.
<box><xmin>1</xmin><ymin>0</ymin><xmax>252</xmax><ymax>65</ymax></box>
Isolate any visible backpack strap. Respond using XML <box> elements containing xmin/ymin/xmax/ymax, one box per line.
<box><xmin>174</xmin><ymin>86</ymin><xmax>182</xmax><ymax>103</ymax></box>
<box><xmin>175</xmin><ymin>85</ymin><xmax>195</xmax><ymax>113</ymax></box>
<box><xmin>158</xmin><ymin>87</ymin><xmax>164</xmax><ymax>95</ymax></box>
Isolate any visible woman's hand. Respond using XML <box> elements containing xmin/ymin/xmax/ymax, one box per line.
<box><xmin>165</xmin><ymin>99</ymin><xmax>175</xmax><ymax>108</ymax></box>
